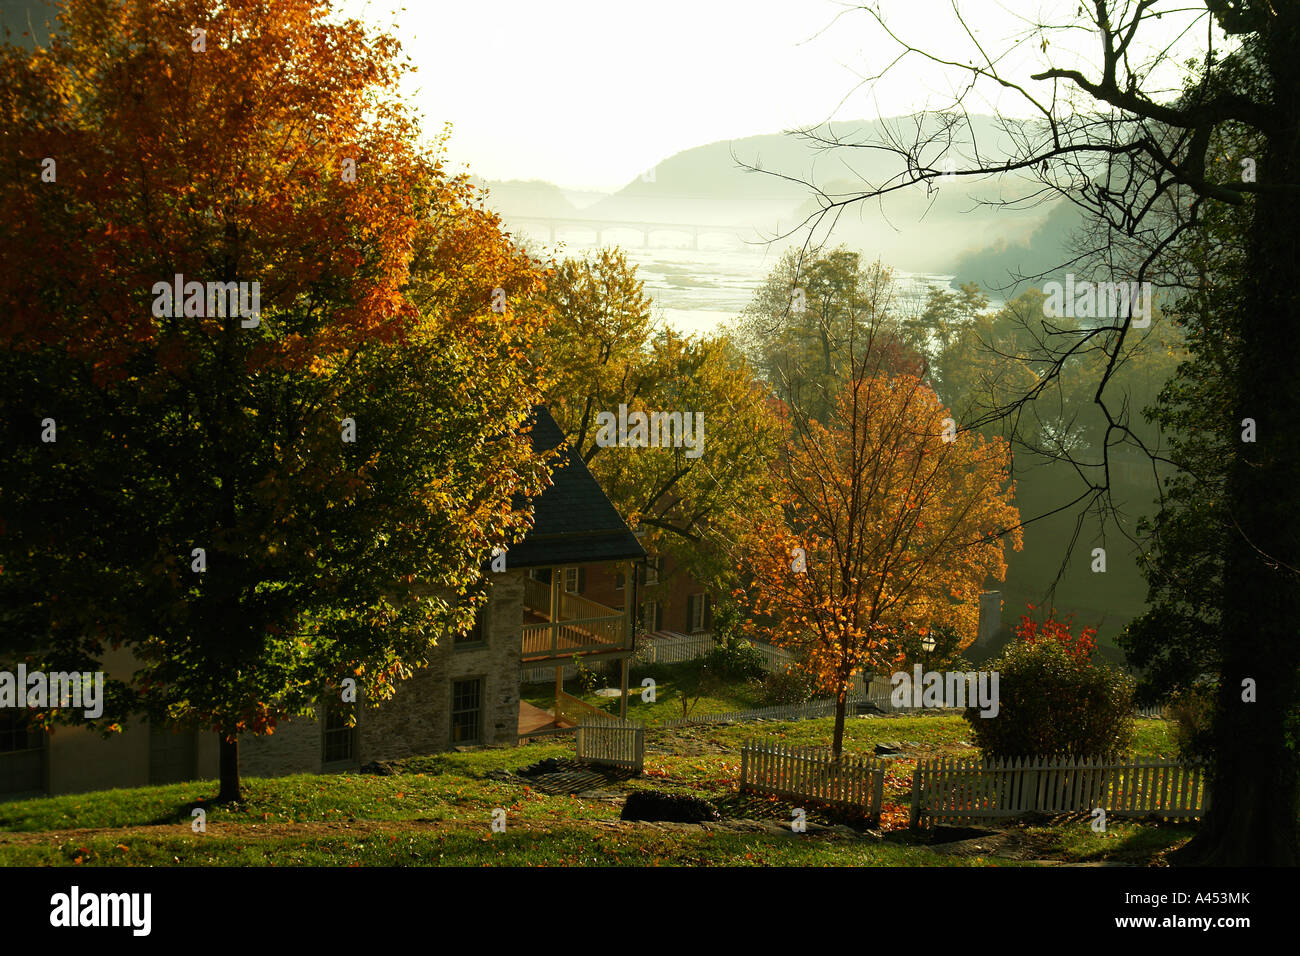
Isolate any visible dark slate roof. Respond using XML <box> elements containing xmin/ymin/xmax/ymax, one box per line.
<box><xmin>503</xmin><ymin>407</ymin><xmax>646</xmax><ymax>568</ymax></box>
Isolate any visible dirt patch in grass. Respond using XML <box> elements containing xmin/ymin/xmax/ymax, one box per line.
<box><xmin>645</xmin><ymin>729</ymin><xmax>737</xmax><ymax>756</ymax></box>
<box><xmin>924</xmin><ymin>827</ymin><xmax>1069</xmax><ymax>862</ymax></box>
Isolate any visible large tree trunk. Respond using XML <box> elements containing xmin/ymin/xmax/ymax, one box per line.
<box><xmin>1179</xmin><ymin>43</ymin><xmax>1300</xmax><ymax>864</ymax></box>
<box><xmin>217</xmin><ymin>736</ymin><xmax>242</xmax><ymax>803</ymax></box>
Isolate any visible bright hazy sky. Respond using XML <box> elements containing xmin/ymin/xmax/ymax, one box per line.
<box><xmin>336</xmin><ymin>0</ymin><xmax>1217</xmax><ymax>193</ymax></box>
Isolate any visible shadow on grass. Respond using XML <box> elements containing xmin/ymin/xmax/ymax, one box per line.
<box><xmin>711</xmin><ymin>789</ymin><xmax>878</xmax><ymax>830</ymax></box>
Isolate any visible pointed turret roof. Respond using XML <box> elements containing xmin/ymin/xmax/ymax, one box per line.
<box><xmin>505</xmin><ymin>407</ymin><xmax>645</xmax><ymax>568</ymax></box>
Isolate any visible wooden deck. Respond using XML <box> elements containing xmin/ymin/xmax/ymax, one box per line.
<box><xmin>518</xmin><ymin>700</ymin><xmax>569</xmax><ymax>735</ymax></box>
<box><xmin>521</xmin><ymin>586</ymin><xmax>630</xmax><ymax>661</ymax></box>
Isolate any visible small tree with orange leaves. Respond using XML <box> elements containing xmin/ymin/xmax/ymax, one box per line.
<box><xmin>738</xmin><ymin>357</ymin><xmax>1021</xmax><ymax>757</ymax></box>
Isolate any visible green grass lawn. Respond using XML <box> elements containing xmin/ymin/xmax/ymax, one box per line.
<box><xmin>0</xmin><ymin>714</ymin><xmax>1193</xmax><ymax>867</ymax></box>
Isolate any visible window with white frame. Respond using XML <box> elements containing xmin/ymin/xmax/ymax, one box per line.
<box><xmin>641</xmin><ymin>600</ymin><xmax>658</xmax><ymax>634</ymax></box>
<box><xmin>687</xmin><ymin>593</ymin><xmax>711</xmax><ymax>634</ymax></box>
<box><xmin>645</xmin><ymin>557</ymin><xmax>660</xmax><ymax>586</ymax></box>
<box><xmin>564</xmin><ymin>566</ymin><xmax>580</xmax><ymax>593</ymax></box>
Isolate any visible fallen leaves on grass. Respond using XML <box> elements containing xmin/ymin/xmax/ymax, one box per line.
<box><xmin>878</xmin><ymin>803</ymin><xmax>911</xmax><ymax>831</ymax></box>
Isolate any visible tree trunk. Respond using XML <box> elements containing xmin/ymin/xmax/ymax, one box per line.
<box><xmin>217</xmin><ymin>736</ymin><xmax>242</xmax><ymax>803</ymax></box>
<box><xmin>832</xmin><ymin>684</ymin><xmax>847</xmax><ymax>758</ymax></box>
<box><xmin>1179</xmin><ymin>46</ymin><xmax>1300</xmax><ymax>864</ymax></box>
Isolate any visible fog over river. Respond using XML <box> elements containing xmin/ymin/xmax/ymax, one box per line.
<box><xmin>510</xmin><ymin>225</ymin><xmax>982</xmax><ymax>338</ymax></box>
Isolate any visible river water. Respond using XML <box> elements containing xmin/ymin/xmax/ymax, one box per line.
<box><xmin>510</xmin><ymin>226</ymin><xmax>963</xmax><ymax>338</ymax></box>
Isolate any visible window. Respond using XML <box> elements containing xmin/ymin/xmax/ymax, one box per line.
<box><xmin>615</xmin><ymin>572</ymin><xmax>625</xmax><ymax>591</ymax></box>
<box><xmin>0</xmin><ymin>712</ymin><xmax>44</xmax><ymax>796</ymax></box>
<box><xmin>644</xmin><ymin>557</ymin><xmax>661</xmax><ymax>586</ymax></box>
<box><xmin>322</xmin><ymin>699</ymin><xmax>358</xmax><ymax>766</ymax></box>
<box><xmin>564</xmin><ymin>567</ymin><xmax>580</xmax><ymax>594</ymax></box>
<box><xmin>0</xmin><ymin>712</ymin><xmax>33</xmax><ymax>754</ymax></box>
<box><xmin>456</xmin><ymin>605</ymin><xmax>486</xmax><ymax>646</ymax></box>
<box><xmin>687</xmin><ymin>594</ymin><xmax>712</xmax><ymax>634</ymax></box>
<box><xmin>451</xmin><ymin>678</ymin><xmax>484</xmax><ymax>745</ymax></box>
<box><xmin>641</xmin><ymin>600</ymin><xmax>659</xmax><ymax>634</ymax></box>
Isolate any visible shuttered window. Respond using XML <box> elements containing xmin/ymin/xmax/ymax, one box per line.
<box><xmin>687</xmin><ymin>594</ymin><xmax>712</xmax><ymax>634</ymax></box>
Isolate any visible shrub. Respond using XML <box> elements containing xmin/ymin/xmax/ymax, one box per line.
<box><xmin>755</xmin><ymin>667</ymin><xmax>819</xmax><ymax>706</ymax></box>
<box><xmin>1166</xmin><ymin>680</ymin><xmax>1215</xmax><ymax>758</ymax></box>
<box><xmin>1015</xmin><ymin>604</ymin><xmax>1098</xmax><ymax>661</ymax></box>
<box><xmin>710</xmin><ymin>599</ymin><xmax>744</xmax><ymax>641</ymax></box>
<box><xmin>572</xmin><ymin>657</ymin><xmax>599</xmax><ymax>697</ymax></box>
<box><xmin>965</xmin><ymin>637</ymin><xmax>1135</xmax><ymax>760</ymax></box>
<box><xmin>705</xmin><ymin>637</ymin><xmax>766</xmax><ymax>681</ymax></box>
<box><xmin>698</xmin><ymin>599</ymin><xmax>767</xmax><ymax>680</ymax></box>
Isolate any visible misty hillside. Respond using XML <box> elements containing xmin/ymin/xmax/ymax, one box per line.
<box><xmin>485</xmin><ymin>115</ymin><xmax>1073</xmax><ymax>276</ymax></box>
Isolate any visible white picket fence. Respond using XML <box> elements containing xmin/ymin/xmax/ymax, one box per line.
<box><xmin>741</xmin><ymin>738</ymin><xmax>886</xmax><ymax>815</ymax></box>
<box><xmin>635</xmin><ymin>632</ymin><xmax>717</xmax><ymax>665</ymax></box>
<box><xmin>750</xmin><ymin>641</ymin><xmax>797</xmax><ymax>672</ymax></box>
<box><xmin>575</xmin><ymin>717</ymin><xmax>645</xmax><ymax>771</ymax></box>
<box><xmin>521</xmin><ymin>662</ymin><xmax>581</xmax><ymax>684</ymax></box>
<box><xmin>633</xmin><ymin>632</ymin><xmax>801</xmax><ymax>672</ymax></box>
<box><xmin>911</xmin><ymin>755</ymin><xmax>1209</xmax><ymax>826</ymax></box>
<box><xmin>655</xmin><ymin>692</ymin><xmax>870</xmax><ymax>729</ymax></box>
<box><xmin>525</xmin><ymin>633</ymin><xmax>804</xmax><ymax>684</ymax></box>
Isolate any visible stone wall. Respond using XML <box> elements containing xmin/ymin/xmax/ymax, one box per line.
<box><xmin>239</xmin><ymin>713</ymin><xmax>323</xmax><ymax>778</ymax></box>
<box><xmin>242</xmin><ymin>568</ymin><xmax>525</xmax><ymax>777</ymax></box>
<box><xmin>12</xmin><ymin>572</ymin><xmax>526</xmax><ymax>795</ymax></box>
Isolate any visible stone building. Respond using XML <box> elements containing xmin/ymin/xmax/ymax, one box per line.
<box><xmin>1</xmin><ymin>408</ymin><xmax>644</xmax><ymax>798</ymax></box>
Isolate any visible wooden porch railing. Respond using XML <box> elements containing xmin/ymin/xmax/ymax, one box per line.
<box><xmin>521</xmin><ymin>618</ymin><xmax>625</xmax><ymax>658</ymax></box>
<box><xmin>523</xmin><ymin>576</ymin><xmax>551</xmax><ymax>615</ymax></box>
<box><xmin>555</xmin><ymin>689</ymin><xmax>612</xmax><ymax>726</ymax></box>
<box><xmin>522</xmin><ymin>576</ymin><xmax>623</xmax><ymax>623</ymax></box>
<box><xmin>520</xmin><ymin>572</ymin><xmax>629</xmax><ymax>661</ymax></box>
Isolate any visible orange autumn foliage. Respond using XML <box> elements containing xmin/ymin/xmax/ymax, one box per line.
<box><xmin>739</xmin><ymin>372</ymin><xmax>1022</xmax><ymax>754</ymax></box>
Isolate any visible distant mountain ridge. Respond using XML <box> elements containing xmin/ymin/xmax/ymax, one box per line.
<box><xmin>482</xmin><ymin>115</ymin><xmax>1073</xmax><ymax>276</ymax></box>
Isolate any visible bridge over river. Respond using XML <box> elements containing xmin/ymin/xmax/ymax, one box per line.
<box><xmin>507</xmin><ymin>216</ymin><xmax>758</xmax><ymax>250</ymax></box>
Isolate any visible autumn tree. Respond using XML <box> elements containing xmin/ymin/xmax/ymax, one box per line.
<box><xmin>535</xmin><ymin>247</ymin><xmax>655</xmax><ymax>457</ymax></box>
<box><xmin>738</xmin><ymin>339</ymin><xmax>1021</xmax><ymax>757</ymax></box>
<box><xmin>735</xmin><ymin>247</ymin><xmax>925</xmax><ymax>423</ymax></box>
<box><xmin>0</xmin><ymin>0</ymin><xmax>551</xmax><ymax>800</ymax></box>
<box><xmin>905</xmin><ymin>282</ymin><xmax>989</xmax><ymax>388</ymax></box>
<box><xmin>539</xmin><ymin>250</ymin><xmax>784</xmax><ymax>589</ymax></box>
